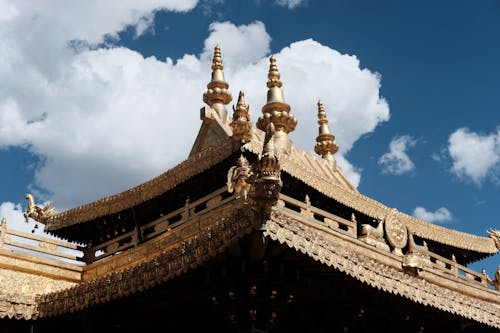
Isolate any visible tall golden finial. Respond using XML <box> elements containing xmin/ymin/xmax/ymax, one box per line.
<box><xmin>230</xmin><ymin>91</ymin><xmax>252</xmax><ymax>143</ymax></box>
<box><xmin>257</xmin><ymin>56</ymin><xmax>297</xmax><ymax>154</ymax></box>
<box><xmin>203</xmin><ymin>45</ymin><xmax>232</xmax><ymax>122</ymax></box>
<box><xmin>314</xmin><ymin>101</ymin><xmax>339</xmax><ymax>169</ymax></box>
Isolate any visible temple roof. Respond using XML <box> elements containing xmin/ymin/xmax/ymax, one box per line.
<box><xmin>40</xmin><ymin>50</ymin><xmax>498</xmax><ymax>256</ymax></box>
<box><xmin>42</xmin><ymin>118</ymin><xmax>498</xmax><ymax>254</ymax></box>
<box><xmin>4</xmin><ymin>48</ymin><xmax>499</xmax><ymax>327</ymax></box>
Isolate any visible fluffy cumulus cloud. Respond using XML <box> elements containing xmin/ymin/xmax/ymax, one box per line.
<box><xmin>378</xmin><ymin>135</ymin><xmax>416</xmax><ymax>175</ymax></box>
<box><xmin>413</xmin><ymin>206</ymin><xmax>452</xmax><ymax>224</ymax></box>
<box><xmin>448</xmin><ymin>128</ymin><xmax>500</xmax><ymax>185</ymax></box>
<box><xmin>0</xmin><ymin>3</ymin><xmax>389</xmax><ymax>225</ymax></box>
<box><xmin>202</xmin><ymin>21</ymin><xmax>271</xmax><ymax>69</ymax></box>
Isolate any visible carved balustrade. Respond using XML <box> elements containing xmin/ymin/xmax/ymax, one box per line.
<box><xmin>86</xmin><ymin>187</ymin><xmax>235</xmax><ymax>263</ymax></box>
<box><xmin>0</xmin><ymin>219</ymin><xmax>84</xmax><ymax>264</ymax></box>
<box><xmin>0</xmin><ymin>189</ymin><xmax>497</xmax><ymax>292</ymax></box>
<box><xmin>427</xmin><ymin>251</ymin><xmax>497</xmax><ymax>290</ymax></box>
<box><xmin>275</xmin><ymin>194</ymin><xmax>499</xmax><ymax>292</ymax></box>
<box><xmin>277</xmin><ymin>193</ymin><xmax>357</xmax><ymax>238</ymax></box>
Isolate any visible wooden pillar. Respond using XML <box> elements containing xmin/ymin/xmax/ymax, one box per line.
<box><xmin>131</xmin><ymin>207</ymin><xmax>143</xmax><ymax>245</ymax></box>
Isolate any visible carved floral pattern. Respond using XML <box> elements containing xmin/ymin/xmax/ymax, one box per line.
<box><xmin>0</xmin><ymin>268</ymin><xmax>76</xmax><ymax>320</ymax></box>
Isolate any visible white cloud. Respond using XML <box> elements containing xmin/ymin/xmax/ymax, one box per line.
<box><xmin>0</xmin><ymin>201</ymin><xmax>51</xmax><ymax>237</ymax></box>
<box><xmin>274</xmin><ymin>0</ymin><xmax>305</xmax><ymax>9</ymax></box>
<box><xmin>378</xmin><ymin>135</ymin><xmax>416</xmax><ymax>175</ymax></box>
<box><xmin>448</xmin><ymin>127</ymin><xmax>500</xmax><ymax>185</ymax></box>
<box><xmin>0</xmin><ymin>5</ymin><xmax>389</xmax><ymax>225</ymax></box>
<box><xmin>336</xmin><ymin>155</ymin><xmax>361</xmax><ymax>188</ymax></box>
<box><xmin>202</xmin><ymin>21</ymin><xmax>271</xmax><ymax>68</ymax></box>
<box><xmin>413</xmin><ymin>206</ymin><xmax>452</xmax><ymax>224</ymax></box>
<box><xmin>0</xmin><ymin>202</ymin><xmax>27</xmax><ymax>232</ymax></box>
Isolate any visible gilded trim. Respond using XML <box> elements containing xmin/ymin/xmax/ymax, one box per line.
<box><xmin>264</xmin><ymin>210</ymin><xmax>500</xmax><ymax>329</ymax></box>
<box><xmin>37</xmin><ymin>207</ymin><xmax>256</xmax><ymax>318</ymax></box>
<box><xmin>46</xmin><ymin>124</ymin><xmax>497</xmax><ymax>253</ymax></box>
<box><xmin>246</xmin><ymin>131</ymin><xmax>496</xmax><ymax>253</ymax></box>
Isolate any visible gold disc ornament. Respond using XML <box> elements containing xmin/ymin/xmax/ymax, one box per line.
<box><xmin>384</xmin><ymin>209</ymin><xmax>408</xmax><ymax>250</ymax></box>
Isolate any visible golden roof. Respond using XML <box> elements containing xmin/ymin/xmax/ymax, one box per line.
<box><xmin>40</xmin><ymin>50</ymin><xmax>498</xmax><ymax>258</ymax></box>
<box><xmin>5</xmin><ymin>204</ymin><xmax>499</xmax><ymax>327</ymax></box>
<box><xmin>42</xmin><ymin>118</ymin><xmax>498</xmax><ymax>254</ymax></box>
<box><xmin>3</xmin><ymin>47</ymin><xmax>499</xmax><ymax>329</ymax></box>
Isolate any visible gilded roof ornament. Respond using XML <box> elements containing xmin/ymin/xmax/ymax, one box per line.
<box><xmin>257</xmin><ymin>56</ymin><xmax>297</xmax><ymax>154</ymax></box>
<box><xmin>259</xmin><ymin>123</ymin><xmax>281</xmax><ymax>182</ymax></box>
<box><xmin>203</xmin><ymin>45</ymin><xmax>232</xmax><ymax>122</ymax></box>
<box><xmin>23</xmin><ymin>193</ymin><xmax>56</xmax><ymax>224</ymax></box>
<box><xmin>226</xmin><ymin>155</ymin><xmax>253</xmax><ymax>200</ymax></box>
<box><xmin>230</xmin><ymin>90</ymin><xmax>252</xmax><ymax>143</ymax></box>
<box><xmin>251</xmin><ymin>122</ymin><xmax>282</xmax><ymax>214</ymax></box>
<box><xmin>488</xmin><ymin>229</ymin><xmax>500</xmax><ymax>249</ymax></box>
<box><xmin>267</xmin><ymin>56</ymin><xmax>282</xmax><ymax>89</ymax></box>
<box><xmin>314</xmin><ymin>101</ymin><xmax>339</xmax><ymax>169</ymax></box>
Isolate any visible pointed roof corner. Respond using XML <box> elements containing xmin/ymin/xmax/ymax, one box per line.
<box><xmin>314</xmin><ymin>101</ymin><xmax>339</xmax><ymax>168</ymax></box>
<box><xmin>203</xmin><ymin>45</ymin><xmax>232</xmax><ymax>122</ymax></box>
<box><xmin>230</xmin><ymin>90</ymin><xmax>252</xmax><ymax>143</ymax></box>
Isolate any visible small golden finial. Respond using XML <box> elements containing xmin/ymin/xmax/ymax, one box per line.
<box><xmin>230</xmin><ymin>90</ymin><xmax>252</xmax><ymax>143</ymax></box>
<box><xmin>267</xmin><ymin>56</ymin><xmax>283</xmax><ymax>88</ymax></box>
<box><xmin>257</xmin><ymin>56</ymin><xmax>297</xmax><ymax>154</ymax></box>
<box><xmin>314</xmin><ymin>101</ymin><xmax>338</xmax><ymax>169</ymax></box>
<box><xmin>203</xmin><ymin>45</ymin><xmax>232</xmax><ymax>122</ymax></box>
<box><xmin>236</xmin><ymin>90</ymin><xmax>248</xmax><ymax>111</ymax></box>
<box><xmin>212</xmin><ymin>44</ymin><xmax>223</xmax><ymax>71</ymax></box>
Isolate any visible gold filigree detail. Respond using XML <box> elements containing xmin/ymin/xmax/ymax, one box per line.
<box><xmin>230</xmin><ymin>91</ymin><xmax>252</xmax><ymax>143</ymax></box>
<box><xmin>264</xmin><ymin>210</ymin><xmax>500</xmax><ymax>329</ymax></box>
<box><xmin>227</xmin><ymin>155</ymin><xmax>253</xmax><ymax>200</ymax></box>
<box><xmin>384</xmin><ymin>209</ymin><xmax>408</xmax><ymax>254</ymax></box>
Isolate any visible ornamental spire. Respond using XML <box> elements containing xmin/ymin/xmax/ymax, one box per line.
<box><xmin>203</xmin><ymin>45</ymin><xmax>232</xmax><ymax>122</ymax></box>
<box><xmin>230</xmin><ymin>90</ymin><xmax>252</xmax><ymax>143</ymax></box>
<box><xmin>314</xmin><ymin>101</ymin><xmax>338</xmax><ymax>169</ymax></box>
<box><xmin>256</xmin><ymin>56</ymin><xmax>297</xmax><ymax>154</ymax></box>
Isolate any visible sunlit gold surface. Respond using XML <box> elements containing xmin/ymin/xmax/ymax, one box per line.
<box><xmin>256</xmin><ymin>56</ymin><xmax>297</xmax><ymax>154</ymax></box>
<box><xmin>314</xmin><ymin>101</ymin><xmax>339</xmax><ymax>169</ymax></box>
<box><xmin>202</xmin><ymin>45</ymin><xmax>232</xmax><ymax>122</ymax></box>
<box><xmin>2</xmin><ymin>46</ymin><xmax>498</xmax><ymax>327</ymax></box>
<box><xmin>230</xmin><ymin>90</ymin><xmax>252</xmax><ymax>142</ymax></box>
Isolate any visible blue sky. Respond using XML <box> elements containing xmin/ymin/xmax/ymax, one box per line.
<box><xmin>0</xmin><ymin>1</ymin><xmax>498</xmax><ymax>274</ymax></box>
